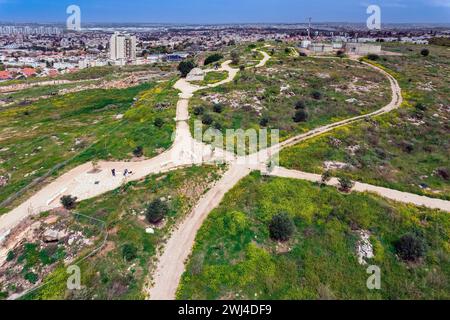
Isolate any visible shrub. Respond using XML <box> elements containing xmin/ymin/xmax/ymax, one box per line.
<box><xmin>133</xmin><ymin>146</ymin><xmax>144</xmax><ymax>157</ymax></box>
<box><xmin>293</xmin><ymin>109</ymin><xmax>309</xmax><ymax>123</ymax></box>
<box><xmin>193</xmin><ymin>106</ymin><xmax>205</xmax><ymax>116</ymax></box>
<box><xmin>231</xmin><ymin>50</ymin><xmax>240</xmax><ymax>65</ymax></box>
<box><xmin>338</xmin><ymin>177</ymin><xmax>354</xmax><ymax>192</ymax></box>
<box><xmin>146</xmin><ymin>199</ymin><xmax>169</xmax><ymax>224</ymax></box>
<box><xmin>202</xmin><ymin>114</ymin><xmax>213</xmax><ymax>125</ymax></box>
<box><xmin>420</xmin><ymin>49</ymin><xmax>430</xmax><ymax>57</ymax></box>
<box><xmin>436</xmin><ymin>168</ymin><xmax>449</xmax><ymax>181</ymax></box>
<box><xmin>60</xmin><ymin>195</ymin><xmax>77</xmax><ymax>210</ymax></box>
<box><xmin>415</xmin><ymin>103</ymin><xmax>427</xmax><ymax>111</ymax></box>
<box><xmin>213</xmin><ymin>103</ymin><xmax>223</xmax><ymax>113</ymax></box>
<box><xmin>321</xmin><ymin>171</ymin><xmax>332</xmax><ymax>185</ymax></box>
<box><xmin>269</xmin><ymin>213</ymin><xmax>295</xmax><ymax>242</ymax></box>
<box><xmin>367</xmin><ymin>54</ymin><xmax>380</xmax><ymax>61</ymax></box>
<box><xmin>295</xmin><ymin>100</ymin><xmax>306</xmax><ymax>110</ymax></box>
<box><xmin>6</xmin><ymin>250</ymin><xmax>15</xmax><ymax>262</ymax></box>
<box><xmin>154</xmin><ymin>117</ymin><xmax>164</xmax><ymax>128</ymax></box>
<box><xmin>178</xmin><ymin>60</ymin><xmax>196</xmax><ymax>77</ymax></box>
<box><xmin>299</xmin><ymin>52</ymin><xmax>308</xmax><ymax>57</ymax></box>
<box><xmin>259</xmin><ymin>117</ymin><xmax>269</xmax><ymax>127</ymax></box>
<box><xmin>394</xmin><ymin>234</ymin><xmax>426</xmax><ymax>262</ymax></box>
<box><xmin>204</xmin><ymin>53</ymin><xmax>223</xmax><ymax>65</ymax></box>
<box><xmin>336</xmin><ymin>50</ymin><xmax>346</xmax><ymax>57</ymax></box>
<box><xmin>122</xmin><ymin>244</ymin><xmax>138</xmax><ymax>262</ymax></box>
<box><xmin>311</xmin><ymin>90</ymin><xmax>322</xmax><ymax>100</ymax></box>
<box><xmin>24</xmin><ymin>272</ymin><xmax>39</xmax><ymax>284</ymax></box>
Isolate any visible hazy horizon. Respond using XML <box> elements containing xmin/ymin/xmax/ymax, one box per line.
<box><xmin>0</xmin><ymin>0</ymin><xmax>449</xmax><ymax>24</ymax></box>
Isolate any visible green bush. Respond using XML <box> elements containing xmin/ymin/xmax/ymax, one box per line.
<box><xmin>133</xmin><ymin>146</ymin><xmax>144</xmax><ymax>157</ymax></box>
<box><xmin>202</xmin><ymin>114</ymin><xmax>213</xmax><ymax>125</ymax></box>
<box><xmin>24</xmin><ymin>272</ymin><xmax>39</xmax><ymax>284</ymax></box>
<box><xmin>204</xmin><ymin>53</ymin><xmax>224</xmax><ymax>66</ymax></box>
<box><xmin>367</xmin><ymin>54</ymin><xmax>380</xmax><ymax>61</ymax></box>
<box><xmin>311</xmin><ymin>90</ymin><xmax>323</xmax><ymax>100</ymax></box>
<box><xmin>154</xmin><ymin>117</ymin><xmax>164</xmax><ymax>128</ymax></box>
<box><xmin>178</xmin><ymin>60</ymin><xmax>196</xmax><ymax>77</ymax></box>
<box><xmin>269</xmin><ymin>213</ymin><xmax>295</xmax><ymax>242</ymax></box>
<box><xmin>394</xmin><ymin>234</ymin><xmax>426</xmax><ymax>262</ymax></box>
<box><xmin>338</xmin><ymin>177</ymin><xmax>354</xmax><ymax>192</ymax></box>
<box><xmin>213</xmin><ymin>104</ymin><xmax>223</xmax><ymax>113</ymax></box>
<box><xmin>146</xmin><ymin>198</ymin><xmax>169</xmax><ymax>224</ymax></box>
<box><xmin>193</xmin><ymin>106</ymin><xmax>205</xmax><ymax>116</ymax></box>
<box><xmin>60</xmin><ymin>195</ymin><xmax>77</xmax><ymax>210</ymax></box>
<box><xmin>122</xmin><ymin>244</ymin><xmax>138</xmax><ymax>262</ymax></box>
<box><xmin>293</xmin><ymin>109</ymin><xmax>309</xmax><ymax>123</ymax></box>
<box><xmin>295</xmin><ymin>100</ymin><xmax>306</xmax><ymax>110</ymax></box>
<box><xmin>420</xmin><ymin>49</ymin><xmax>430</xmax><ymax>57</ymax></box>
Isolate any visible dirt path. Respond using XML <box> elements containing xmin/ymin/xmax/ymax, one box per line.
<box><xmin>2</xmin><ymin>49</ymin><xmax>437</xmax><ymax>300</ymax></box>
<box><xmin>267</xmin><ymin>166</ymin><xmax>450</xmax><ymax>212</ymax></box>
<box><xmin>147</xmin><ymin>164</ymin><xmax>252</xmax><ymax>299</ymax></box>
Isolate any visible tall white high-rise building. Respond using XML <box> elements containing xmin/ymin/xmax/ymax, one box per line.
<box><xmin>109</xmin><ymin>32</ymin><xmax>137</xmax><ymax>65</ymax></box>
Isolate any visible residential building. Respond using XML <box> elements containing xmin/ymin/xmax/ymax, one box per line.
<box><xmin>109</xmin><ymin>32</ymin><xmax>137</xmax><ymax>65</ymax></box>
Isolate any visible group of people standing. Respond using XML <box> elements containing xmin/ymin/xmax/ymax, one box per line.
<box><xmin>111</xmin><ymin>168</ymin><xmax>133</xmax><ymax>177</ymax></box>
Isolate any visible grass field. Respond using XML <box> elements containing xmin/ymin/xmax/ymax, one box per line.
<box><xmin>189</xmin><ymin>42</ymin><xmax>390</xmax><ymax>150</ymax></box>
<box><xmin>16</xmin><ymin>165</ymin><xmax>222</xmax><ymax>300</ymax></box>
<box><xmin>0</xmin><ymin>80</ymin><xmax>179</xmax><ymax>213</ymax></box>
<box><xmin>192</xmin><ymin>71</ymin><xmax>228</xmax><ymax>86</ymax></box>
<box><xmin>177</xmin><ymin>172</ymin><xmax>449</xmax><ymax>300</ymax></box>
<box><xmin>280</xmin><ymin>44</ymin><xmax>450</xmax><ymax>199</ymax></box>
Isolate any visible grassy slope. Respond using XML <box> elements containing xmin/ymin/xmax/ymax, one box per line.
<box><xmin>178</xmin><ymin>172</ymin><xmax>449</xmax><ymax>300</ymax></box>
<box><xmin>22</xmin><ymin>165</ymin><xmax>221</xmax><ymax>300</ymax></box>
<box><xmin>0</xmin><ymin>80</ymin><xmax>179</xmax><ymax>213</ymax></box>
<box><xmin>189</xmin><ymin>43</ymin><xmax>390</xmax><ymax>148</ymax></box>
<box><xmin>279</xmin><ymin>44</ymin><xmax>450</xmax><ymax>200</ymax></box>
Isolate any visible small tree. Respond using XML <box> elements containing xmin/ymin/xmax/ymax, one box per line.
<box><xmin>336</xmin><ymin>50</ymin><xmax>345</xmax><ymax>58</ymax></box>
<box><xmin>338</xmin><ymin>177</ymin><xmax>354</xmax><ymax>193</ymax></box>
<box><xmin>204</xmin><ymin>53</ymin><xmax>223</xmax><ymax>65</ymax></box>
<box><xmin>367</xmin><ymin>54</ymin><xmax>379</xmax><ymax>61</ymax></box>
<box><xmin>293</xmin><ymin>109</ymin><xmax>309</xmax><ymax>123</ymax></box>
<box><xmin>259</xmin><ymin>116</ymin><xmax>269</xmax><ymax>127</ymax></box>
<box><xmin>394</xmin><ymin>234</ymin><xmax>426</xmax><ymax>262</ymax></box>
<box><xmin>321</xmin><ymin>171</ymin><xmax>332</xmax><ymax>185</ymax></box>
<box><xmin>231</xmin><ymin>50</ymin><xmax>240</xmax><ymax>65</ymax></box>
<box><xmin>193</xmin><ymin>106</ymin><xmax>205</xmax><ymax>116</ymax></box>
<box><xmin>202</xmin><ymin>114</ymin><xmax>213</xmax><ymax>125</ymax></box>
<box><xmin>154</xmin><ymin>117</ymin><xmax>164</xmax><ymax>128</ymax></box>
<box><xmin>312</xmin><ymin>90</ymin><xmax>322</xmax><ymax>100</ymax></box>
<box><xmin>213</xmin><ymin>103</ymin><xmax>223</xmax><ymax>113</ymax></box>
<box><xmin>295</xmin><ymin>100</ymin><xmax>306</xmax><ymax>110</ymax></box>
<box><xmin>133</xmin><ymin>146</ymin><xmax>144</xmax><ymax>157</ymax></box>
<box><xmin>269</xmin><ymin>213</ymin><xmax>295</xmax><ymax>242</ymax></box>
<box><xmin>122</xmin><ymin>244</ymin><xmax>138</xmax><ymax>262</ymax></box>
<box><xmin>420</xmin><ymin>49</ymin><xmax>430</xmax><ymax>57</ymax></box>
<box><xmin>146</xmin><ymin>199</ymin><xmax>169</xmax><ymax>224</ymax></box>
<box><xmin>178</xmin><ymin>60</ymin><xmax>196</xmax><ymax>77</ymax></box>
<box><xmin>60</xmin><ymin>195</ymin><xmax>77</xmax><ymax>210</ymax></box>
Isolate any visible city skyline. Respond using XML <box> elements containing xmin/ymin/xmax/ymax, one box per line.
<box><xmin>0</xmin><ymin>0</ymin><xmax>449</xmax><ymax>24</ymax></box>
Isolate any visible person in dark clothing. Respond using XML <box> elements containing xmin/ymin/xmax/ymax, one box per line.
<box><xmin>112</xmin><ymin>169</ymin><xmax>116</xmax><ymax>177</ymax></box>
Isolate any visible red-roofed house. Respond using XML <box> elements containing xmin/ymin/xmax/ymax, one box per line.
<box><xmin>47</xmin><ymin>69</ymin><xmax>59</xmax><ymax>77</ymax></box>
<box><xmin>0</xmin><ymin>71</ymin><xmax>12</xmax><ymax>80</ymax></box>
<box><xmin>21</xmin><ymin>68</ymin><xmax>37</xmax><ymax>78</ymax></box>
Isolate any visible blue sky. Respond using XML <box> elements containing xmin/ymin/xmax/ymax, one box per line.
<box><xmin>0</xmin><ymin>0</ymin><xmax>449</xmax><ymax>23</ymax></box>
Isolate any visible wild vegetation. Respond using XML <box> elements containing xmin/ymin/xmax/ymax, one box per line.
<box><xmin>178</xmin><ymin>172</ymin><xmax>449</xmax><ymax>300</ymax></box>
<box><xmin>0</xmin><ymin>80</ymin><xmax>179</xmax><ymax>213</ymax></box>
<box><xmin>16</xmin><ymin>166</ymin><xmax>221</xmax><ymax>300</ymax></box>
<box><xmin>280</xmin><ymin>44</ymin><xmax>450</xmax><ymax>199</ymax></box>
<box><xmin>189</xmin><ymin>42</ymin><xmax>390</xmax><ymax>151</ymax></box>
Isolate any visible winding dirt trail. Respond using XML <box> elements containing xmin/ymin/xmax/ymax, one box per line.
<box><xmin>1</xmin><ymin>48</ymin><xmax>448</xmax><ymax>298</ymax></box>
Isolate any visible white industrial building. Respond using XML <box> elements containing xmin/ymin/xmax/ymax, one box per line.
<box><xmin>345</xmin><ymin>43</ymin><xmax>381</xmax><ymax>55</ymax></box>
